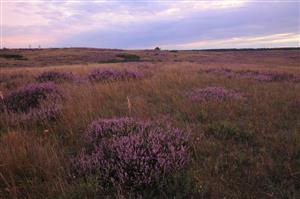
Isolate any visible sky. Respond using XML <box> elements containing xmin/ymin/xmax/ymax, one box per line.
<box><xmin>1</xmin><ymin>0</ymin><xmax>300</xmax><ymax>49</ymax></box>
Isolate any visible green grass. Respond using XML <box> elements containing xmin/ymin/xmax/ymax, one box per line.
<box><xmin>0</xmin><ymin>53</ymin><xmax>27</xmax><ymax>60</ymax></box>
<box><xmin>98</xmin><ymin>54</ymin><xmax>140</xmax><ymax>64</ymax></box>
<box><xmin>116</xmin><ymin>53</ymin><xmax>140</xmax><ymax>61</ymax></box>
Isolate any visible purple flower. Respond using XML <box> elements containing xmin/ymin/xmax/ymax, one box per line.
<box><xmin>293</xmin><ymin>96</ymin><xmax>300</xmax><ymax>108</ymax></box>
<box><xmin>74</xmin><ymin>118</ymin><xmax>189</xmax><ymax>189</ymax></box>
<box><xmin>86</xmin><ymin>69</ymin><xmax>141</xmax><ymax>82</ymax></box>
<box><xmin>205</xmin><ymin>68</ymin><xmax>300</xmax><ymax>82</ymax></box>
<box><xmin>189</xmin><ymin>86</ymin><xmax>245</xmax><ymax>102</ymax></box>
<box><xmin>3</xmin><ymin>82</ymin><xmax>63</xmax><ymax>113</ymax></box>
<box><xmin>4</xmin><ymin>102</ymin><xmax>61</xmax><ymax>126</ymax></box>
<box><xmin>36</xmin><ymin>71</ymin><xmax>75</xmax><ymax>83</ymax></box>
<box><xmin>205</xmin><ymin>68</ymin><xmax>236</xmax><ymax>78</ymax></box>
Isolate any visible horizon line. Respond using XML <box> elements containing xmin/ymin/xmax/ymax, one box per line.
<box><xmin>1</xmin><ymin>46</ymin><xmax>299</xmax><ymax>51</ymax></box>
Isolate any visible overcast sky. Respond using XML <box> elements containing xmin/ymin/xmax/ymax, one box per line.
<box><xmin>2</xmin><ymin>0</ymin><xmax>300</xmax><ymax>49</ymax></box>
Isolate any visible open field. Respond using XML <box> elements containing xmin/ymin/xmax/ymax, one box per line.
<box><xmin>0</xmin><ymin>48</ymin><xmax>300</xmax><ymax>198</ymax></box>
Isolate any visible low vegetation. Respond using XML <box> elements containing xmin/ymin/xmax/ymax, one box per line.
<box><xmin>205</xmin><ymin>68</ymin><xmax>300</xmax><ymax>82</ymax></box>
<box><xmin>0</xmin><ymin>50</ymin><xmax>299</xmax><ymax>198</ymax></box>
<box><xmin>98</xmin><ymin>53</ymin><xmax>141</xmax><ymax>64</ymax></box>
<box><xmin>36</xmin><ymin>71</ymin><xmax>75</xmax><ymax>83</ymax></box>
<box><xmin>188</xmin><ymin>86</ymin><xmax>246</xmax><ymax>102</ymax></box>
<box><xmin>1</xmin><ymin>83</ymin><xmax>63</xmax><ymax>126</ymax></box>
<box><xmin>87</xmin><ymin>69</ymin><xmax>141</xmax><ymax>82</ymax></box>
<box><xmin>0</xmin><ymin>53</ymin><xmax>27</xmax><ymax>60</ymax></box>
<box><xmin>116</xmin><ymin>53</ymin><xmax>141</xmax><ymax>61</ymax></box>
<box><xmin>74</xmin><ymin>118</ymin><xmax>189</xmax><ymax>196</ymax></box>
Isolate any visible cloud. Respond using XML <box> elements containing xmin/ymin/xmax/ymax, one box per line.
<box><xmin>2</xmin><ymin>0</ymin><xmax>299</xmax><ymax>49</ymax></box>
<box><xmin>162</xmin><ymin>33</ymin><xmax>300</xmax><ymax>49</ymax></box>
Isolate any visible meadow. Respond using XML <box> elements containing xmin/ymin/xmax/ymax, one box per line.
<box><xmin>0</xmin><ymin>48</ymin><xmax>299</xmax><ymax>198</ymax></box>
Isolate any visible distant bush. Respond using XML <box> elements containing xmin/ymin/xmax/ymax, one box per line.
<box><xmin>98</xmin><ymin>54</ymin><xmax>140</xmax><ymax>64</ymax></box>
<box><xmin>3</xmin><ymin>83</ymin><xmax>62</xmax><ymax>113</ymax></box>
<box><xmin>36</xmin><ymin>71</ymin><xmax>75</xmax><ymax>83</ymax></box>
<box><xmin>98</xmin><ymin>59</ymin><xmax>124</xmax><ymax>64</ymax></box>
<box><xmin>87</xmin><ymin>69</ymin><xmax>141</xmax><ymax>83</ymax></box>
<box><xmin>74</xmin><ymin>118</ymin><xmax>189</xmax><ymax>191</ymax></box>
<box><xmin>116</xmin><ymin>53</ymin><xmax>140</xmax><ymax>62</ymax></box>
<box><xmin>154</xmin><ymin>47</ymin><xmax>161</xmax><ymax>51</ymax></box>
<box><xmin>0</xmin><ymin>53</ymin><xmax>27</xmax><ymax>60</ymax></box>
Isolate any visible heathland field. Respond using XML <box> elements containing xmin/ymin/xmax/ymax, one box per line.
<box><xmin>0</xmin><ymin>48</ymin><xmax>299</xmax><ymax>198</ymax></box>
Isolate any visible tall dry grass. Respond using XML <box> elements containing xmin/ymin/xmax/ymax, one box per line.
<box><xmin>0</xmin><ymin>61</ymin><xmax>299</xmax><ymax>198</ymax></box>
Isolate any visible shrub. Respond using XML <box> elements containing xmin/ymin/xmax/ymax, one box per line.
<box><xmin>0</xmin><ymin>53</ymin><xmax>27</xmax><ymax>60</ymax></box>
<box><xmin>74</xmin><ymin>118</ymin><xmax>189</xmax><ymax>191</ymax></box>
<box><xmin>98</xmin><ymin>59</ymin><xmax>123</xmax><ymax>64</ymax></box>
<box><xmin>36</xmin><ymin>71</ymin><xmax>75</xmax><ymax>83</ymax></box>
<box><xmin>22</xmin><ymin>102</ymin><xmax>61</xmax><ymax>123</ymax></box>
<box><xmin>3</xmin><ymin>82</ymin><xmax>62</xmax><ymax>113</ymax></box>
<box><xmin>3</xmin><ymin>102</ymin><xmax>61</xmax><ymax>127</ymax></box>
<box><xmin>0</xmin><ymin>73</ymin><xmax>25</xmax><ymax>83</ymax></box>
<box><xmin>189</xmin><ymin>86</ymin><xmax>245</xmax><ymax>102</ymax></box>
<box><xmin>87</xmin><ymin>69</ymin><xmax>141</xmax><ymax>83</ymax></box>
<box><xmin>116</xmin><ymin>53</ymin><xmax>140</xmax><ymax>62</ymax></box>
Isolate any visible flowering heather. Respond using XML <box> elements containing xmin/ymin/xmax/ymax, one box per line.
<box><xmin>87</xmin><ymin>69</ymin><xmax>141</xmax><ymax>82</ymax></box>
<box><xmin>189</xmin><ymin>86</ymin><xmax>245</xmax><ymax>102</ymax></box>
<box><xmin>0</xmin><ymin>74</ymin><xmax>25</xmax><ymax>83</ymax></box>
<box><xmin>3</xmin><ymin>82</ymin><xmax>62</xmax><ymax>113</ymax></box>
<box><xmin>259</xmin><ymin>71</ymin><xmax>300</xmax><ymax>82</ymax></box>
<box><xmin>23</xmin><ymin>103</ymin><xmax>61</xmax><ymax>123</ymax></box>
<box><xmin>4</xmin><ymin>103</ymin><xmax>61</xmax><ymax>126</ymax></box>
<box><xmin>74</xmin><ymin>118</ymin><xmax>189</xmax><ymax>189</ymax></box>
<box><xmin>235</xmin><ymin>70</ymin><xmax>298</xmax><ymax>82</ymax></box>
<box><xmin>293</xmin><ymin>96</ymin><xmax>300</xmax><ymax>108</ymax></box>
<box><xmin>205</xmin><ymin>68</ymin><xmax>236</xmax><ymax>78</ymax></box>
<box><xmin>36</xmin><ymin>71</ymin><xmax>75</xmax><ymax>83</ymax></box>
<box><xmin>205</xmin><ymin>68</ymin><xmax>300</xmax><ymax>82</ymax></box>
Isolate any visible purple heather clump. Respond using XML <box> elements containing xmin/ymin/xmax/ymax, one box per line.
<box><xmin>236</xmin><ymin>70</ymin><xmax>284</xmax><ymax>82</ymax></box>
<box><xmin>4</xmin><ymin>103</ymin><xmax>61</xmax><ymax>126</ymax></box>
<box><xmin>229</xmin><ymin>70</ymin><xmax>273</xmax><ymax>81</ymax></box>
<box><xmin>206</xmin><ymin>68</ymin><xmax>300</xmax><ymax>82</ymax></box>
<box><xmin>24</xmin><ymin>103</ymin><xmax>61</xmax><ymax>122</ymax></box>
<box><xmin>36</xmin><ymin>71</ymin><xmax>75</xmax><ymax>83</ymax></box>
<box><xmin>294</xmin><ymin>96</ymin><xmax>300</xmax><ymax>108</ymax></box>
<box><xmin>207</xmin><ymin>68</ymin><xmax>236</xmax><ymax>78</ymax></box>
<box><xmin>205</xmin><ymin>68</ymin><xmax>236</xmax><ymax>78</ymax></box>
<box><xmin>87</xmin><ymin>69</ymin><xmax>141</xmax><ymax>82</ymax></box>
<box><xmin>74</xmin><ymin>118</ymin><xmax>189</xmax><ymax>189</ymax></box>
<box><xmin>190</xmin><ymin>86</ymin><xmax>245</xmax><ymax>102</ymax></box>
<box><xmin>3</xmin><ymin>82</ymin><xmax>62</xmax><ymax>113</ymax></box>
<box><xmin>0</xmin><ymin>73</ymin><xmax>25</xmax><ymax>83</ymax></box>
<box><xmin>261</xmin><ymin>71</ymin><xmax>300</xmax><ymax>82</ymax></box>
